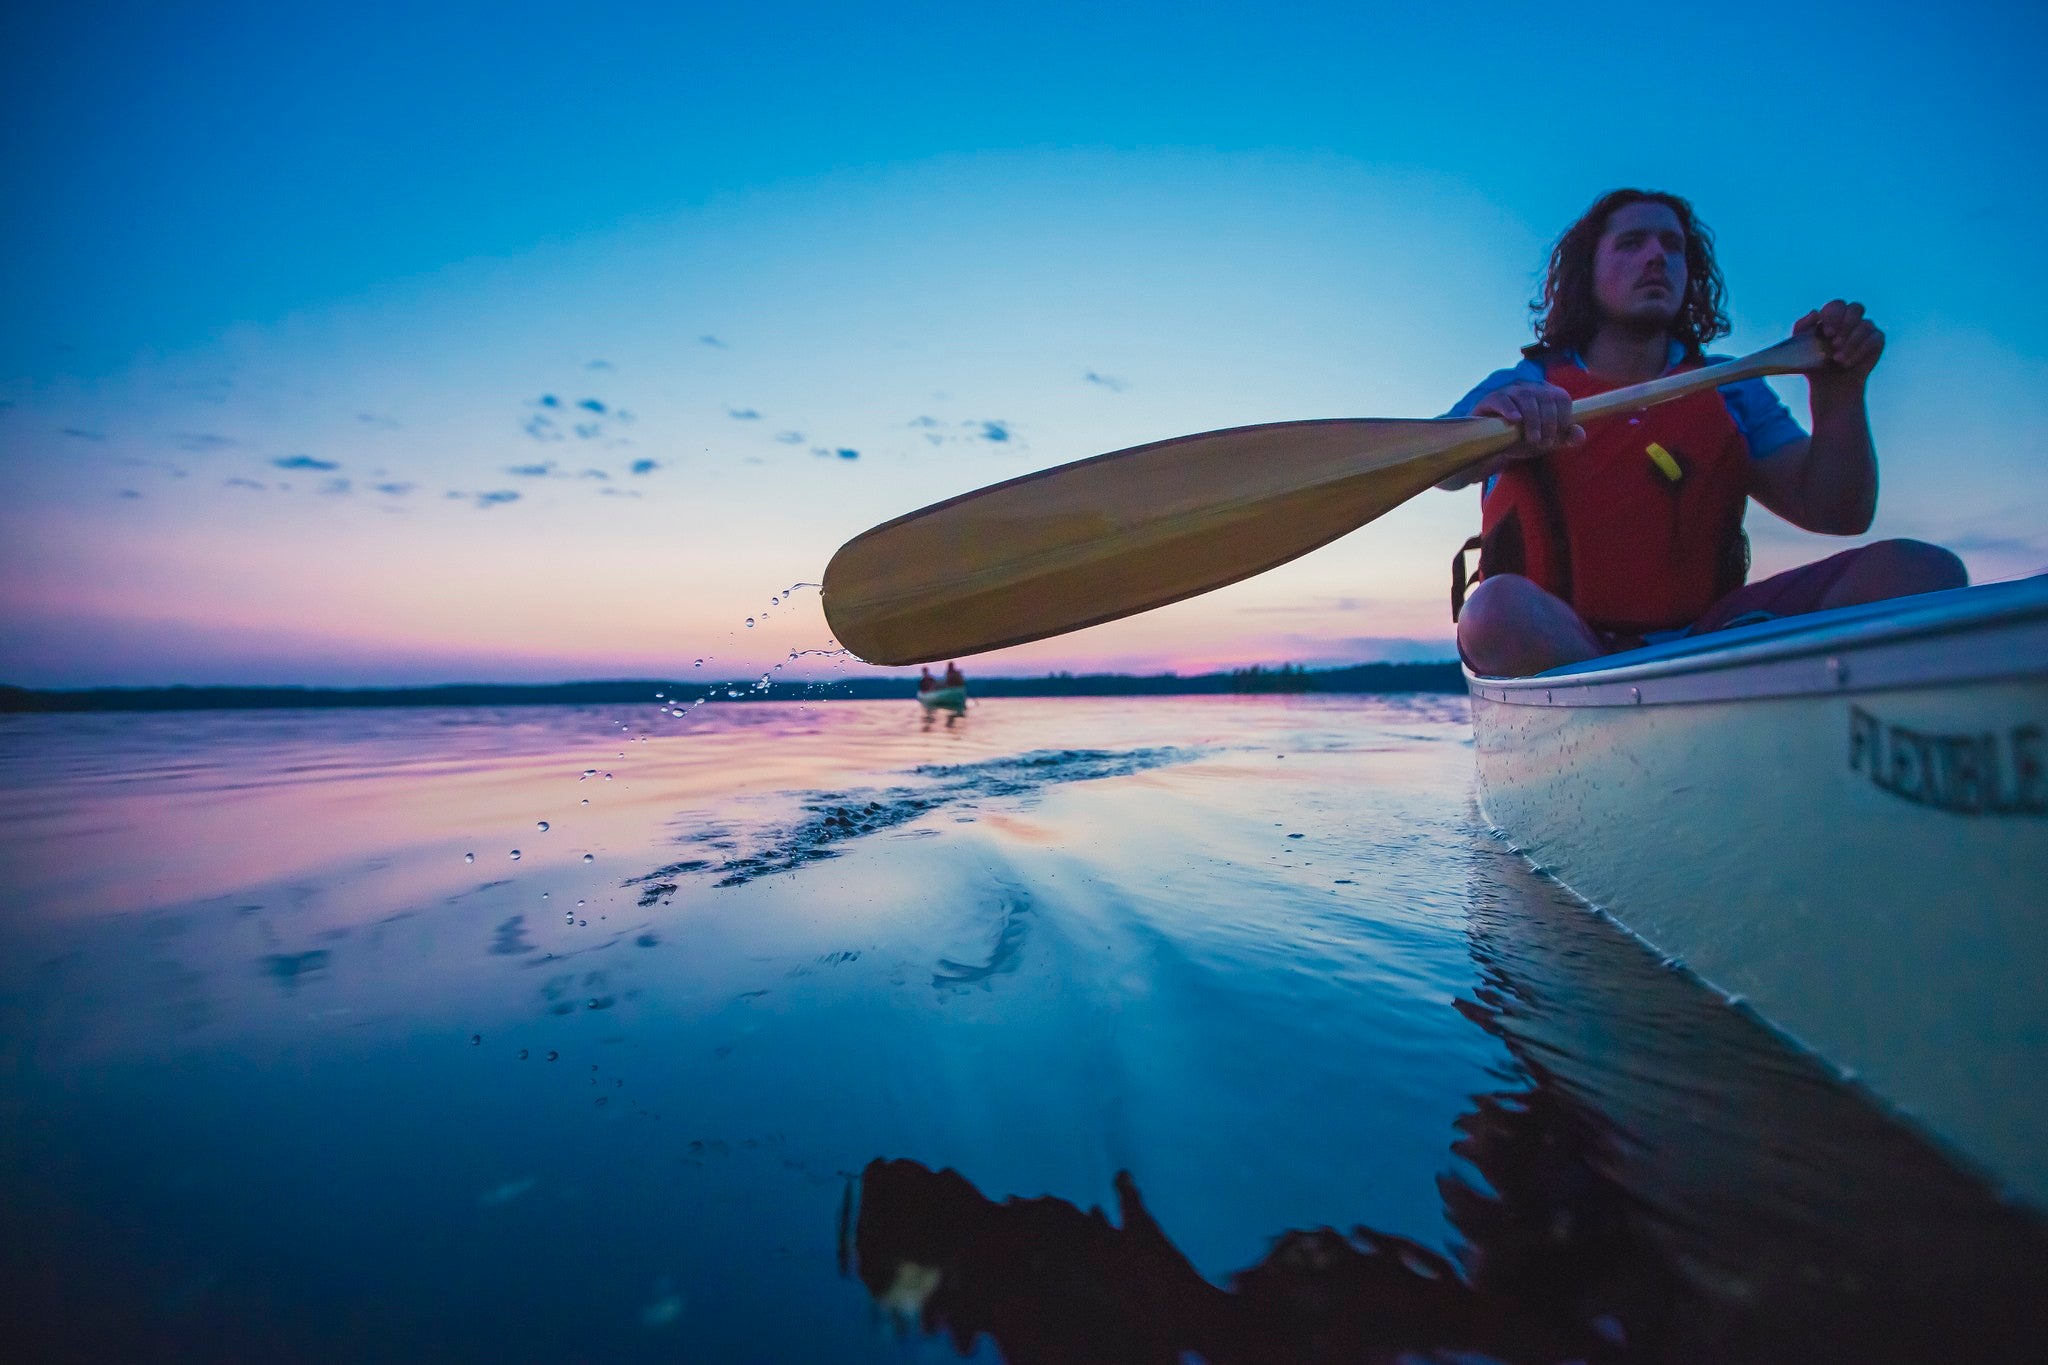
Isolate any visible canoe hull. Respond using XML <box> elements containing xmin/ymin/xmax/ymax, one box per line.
<box><xmin>917</xmin><ymin>685</ymin><xmax>968</xmax><ymax>711</ymax></box>
<box><xmin>1468</xmin><ymin>579</ymin><xmax>2048</xmax><ymax>1207</ymax></box>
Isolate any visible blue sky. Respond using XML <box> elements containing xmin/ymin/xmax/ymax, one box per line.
<box><xmin>3</xmin><ymin>1</ymin><xmax>2044</xmax><ymax>685</ymax></box>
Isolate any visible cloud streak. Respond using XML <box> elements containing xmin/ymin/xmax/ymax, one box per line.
<box><xmin>172</xmin><ymin>432</ymin><xmax>238</xmax><ymax>453</ymax></box>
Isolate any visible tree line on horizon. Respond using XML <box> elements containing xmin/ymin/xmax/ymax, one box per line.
<box><xmin>0</xmin><ymin>660</ymin><xmax>1463</xmax><ymax>712</ymax></box>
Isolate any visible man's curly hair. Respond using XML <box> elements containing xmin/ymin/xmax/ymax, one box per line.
<box><xmin>1531</xmin><ymin>189</ymin><xmax>1730</xmax><ymax>360</ymax></box>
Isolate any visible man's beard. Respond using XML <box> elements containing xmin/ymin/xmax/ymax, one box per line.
<box><xmin>1609</xmin><ymin>303</ymin><xmax>1678</xmax><ymax>338</ymax></box>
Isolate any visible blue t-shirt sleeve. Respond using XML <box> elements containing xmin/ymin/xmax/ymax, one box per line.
<box><xmin>1715</xmin><ymin>374</ymin><xmax>1806</xmax><ymax>458</ymax></box>
<box><xmin>1442</xmin><ymin>358</ymin><xmax>1547</xmax><ymax>418</ymax></box>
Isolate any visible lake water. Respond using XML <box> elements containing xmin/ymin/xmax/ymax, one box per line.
<box><xmin>2</xmin><ymin>695</ymin><xmax>2043</xmax><ymax>1363</ymax></box>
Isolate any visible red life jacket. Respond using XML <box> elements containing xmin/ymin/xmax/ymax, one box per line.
<box><xmin>1466</xmin><ymin>353</ymin><xmax>1752</xmax><ymax>635</ymax></box>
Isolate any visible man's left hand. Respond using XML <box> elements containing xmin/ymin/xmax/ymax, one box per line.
<box><xmin>1795</xmin><ymin>299</ymin><xmax>1884</xmax><ymax>386</ymax></box>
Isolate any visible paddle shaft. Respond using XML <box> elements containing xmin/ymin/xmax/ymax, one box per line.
<box><xmin>1566</xmin><ymin>332</ymin><xmax>1824</xmax><ymax>426</ymax></box>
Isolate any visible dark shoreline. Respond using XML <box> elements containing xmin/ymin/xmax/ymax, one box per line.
<box><xmin>0</xmin><ymin>662</ymin><xmax>1463</xmax><ymax>713</ymax></box>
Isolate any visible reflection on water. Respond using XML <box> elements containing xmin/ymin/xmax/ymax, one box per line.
<box><xmin>1</xmin><ymin>696</ymin><xmax>2042</xmax><ymax>1362</ymax></box>
<box><xmin>844</xmin><ymin>830</ymin><xmax>2048</xmax><ymax>1362</ymax></box>
<box><xmin>846</xmin><ymin>1157</ymin><xmax>1611</xmax><ymax>1363</ymax></box>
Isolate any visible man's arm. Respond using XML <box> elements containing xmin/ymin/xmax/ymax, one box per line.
<box><xmin>1748</xmin><ymin>300</ymin><xmax>1884</xmax><ymax>534</ymax></box>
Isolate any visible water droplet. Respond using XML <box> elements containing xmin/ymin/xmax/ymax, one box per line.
<box><xmin>580</xmin><ymin>798</ymin><xmax>589</xmax><ymax>805</ymax></box>
<box><xmin>582</xmin><ymin>853</ymin><xmax>595</xmax><ymax>863</ymax></box>
<box><xmin>577</xmin><ymin>899</ymin><xmax>586</xmax><ymax>907</ymax></box>
<box><xmin>604</xmin><ymin>772</ymin><xmax>613</xmax><ymax>780</ymax></box>
<box><xmin>744</xmin><ymin>618</ymin><xmax>755</xmax><ymax>628</ymax></box>
<box><xmin>464</xmin><ymin>852</ymin><xmax>475</xmax><ymax>863</ymax></box>
<box><xmin>694</xmin><ymin>659</ymin><xmax>704</xmax><ymax>668</ymax></box>
<box><xmin>541</xmin><ymin>892</ymin><xmax>550</xmax><ymax>900</ymax></box>
<box><xmin>578</xmin><ymin>919</ymin><xmax>587</xmax><ymax>927</ymax></box>
<box><xmin>581</xmin><ymin>769</ymin><xmax>596</xmax><ymax>779</ymax></box>
<box><xmin>537</xmin><ymin>821</ymin><xmax>550</xmax><ymax>832</ymax></box>
<box><xmin>510</xmin><ymin>849</ymin><xmax>522</xmax><ymax>860</ymax></box>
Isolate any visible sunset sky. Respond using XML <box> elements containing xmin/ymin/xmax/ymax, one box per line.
<box><xmin>4</xmin><ymin>1</ymin><xmax>2044</xmax><ymax>687</ymax></box>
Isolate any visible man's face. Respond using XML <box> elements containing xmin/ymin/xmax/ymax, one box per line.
<box><xmin>1592</xmin><ymin>200</ymin><xmax>1687</xmax><ymax>329</ymax></box>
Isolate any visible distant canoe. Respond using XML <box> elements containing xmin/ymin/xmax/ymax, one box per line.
<box><xmin>917</xmin><ymin>685</ymin><xmax>967</xmax><ymax>711</ymax></box>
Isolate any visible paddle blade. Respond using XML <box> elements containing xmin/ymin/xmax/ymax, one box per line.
<box><xmin>823</xmin><ymin>416</ymin><xmax>1511</xmax><ymax>665</ymax></box>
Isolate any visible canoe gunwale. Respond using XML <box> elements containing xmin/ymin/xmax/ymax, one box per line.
<box><xmin>1466</xmin><ymin>578</ymin><xmax>2048</xmax><ymax>709</ymax></box>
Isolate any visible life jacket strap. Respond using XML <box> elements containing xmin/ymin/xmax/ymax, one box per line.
<box><xmin>1450</xmin><ymin>535</ymin><xmax>1484</xmax><ymax>622</ymax></box>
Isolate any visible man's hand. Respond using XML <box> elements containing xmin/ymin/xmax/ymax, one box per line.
<box><xmin>1433</xmin><ymin>378</ymin><xmax>1589</xmax><ymax>491</ymax></box>
<box><xmin>1473</xmin><ymin>382</ymin><xmax>1586</xmax><ymax>455</ymax></box>
<box><xmin>1795</xmin><ymin>299</ymin><xmax>1884</xmax><ymax>391</ymax></box>
<box><xmin>1438</xmin><ymin>381</ymin><xmax>1586</xmax><ymax>489</ymax></box>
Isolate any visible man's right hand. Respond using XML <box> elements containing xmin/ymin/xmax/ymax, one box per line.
<box><xmin>1439</xmin><ymin>382</ymin><xmax>1585</xmax><ymax>489</ymax></box>
<box><xmin>1472</xmin><ymin>382</ymin><xmax>1585</xmax><ymax>456</ymax></box>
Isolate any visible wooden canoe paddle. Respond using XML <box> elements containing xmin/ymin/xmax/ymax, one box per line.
<box><xmin>822</xmin><ymin>332</ymin><xmax>1826</xmax><ymax>665</ymax></box>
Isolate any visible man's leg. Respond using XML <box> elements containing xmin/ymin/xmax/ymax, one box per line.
<box><xmin>1815</xmin><ymin>538</ymin><xmax>1967</xmax><ymax>610</ymax></box>
<box><xmin>1691</xmin><ymin>538</ymin><xmax>1969</xmax><ymax>636</ymax></box>
<box><xmin>1456</xmin><ymin>573</ymin><xmax>1605</xmax><ymax>678</ymax></box>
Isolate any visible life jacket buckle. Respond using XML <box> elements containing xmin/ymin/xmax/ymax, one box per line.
<box><xmin>1645</xmin><ymin>441</ymin><xmax>1684</xmax><ymax>483</ymax></box>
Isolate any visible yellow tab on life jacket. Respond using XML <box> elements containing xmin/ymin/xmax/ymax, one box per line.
<box><xmin>1645</xmin><ymin>441</ymin><xmax>1683</xmax><ymax>482</ymax></box>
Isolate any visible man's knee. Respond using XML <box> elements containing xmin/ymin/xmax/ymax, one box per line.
<box><xmin>1461</xmin><ymin>573</ymin><xmax>1544</xmax><ymax>624</ymax></box>
<box><xmin>1458</xmin><ymin>574</ymin><xmax>1536</xmax><ymax>645</ymax></box>
<box><xmin>1857</xmin><ymin>538</ymin><xmax>1968</xmax><ymax>594</ymax></box>
<box><xmin>1456</xmin><ymin>574</ymin><xmax>1599</xmax><ymax>677</ymax></box>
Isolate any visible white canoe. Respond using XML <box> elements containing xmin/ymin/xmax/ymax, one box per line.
<box><xmin>1467</xmin><ymin>576</ymin><xmax>2048</xmax><ymax>1207</ymax></box>
<box><xmin>917</xmin><ymin>684</ymin><xmax>968</xmax><ymax>711</ymax></box>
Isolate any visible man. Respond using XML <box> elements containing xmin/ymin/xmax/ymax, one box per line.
<box><xmin>1443</xmin><ymin>189</ymin><xmax>1965</xmax><ymax>677</ymax></box>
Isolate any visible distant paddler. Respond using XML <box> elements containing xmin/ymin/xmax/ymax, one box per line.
<box><xmin>917</xmin><ymin>662</ymin><xmax>967</xmax><ymax>712</ymax></box>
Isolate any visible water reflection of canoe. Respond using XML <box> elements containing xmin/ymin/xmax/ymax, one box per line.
<box><xmin>917</xmin><ymin>685</ymin><xmax>967</xmax><ymax>711</ymax></box>
<box><xmin>839</xmin><ymin>832</ymin><xmax>2048</xmax><ymax>1362</ymax></box>
<box><xmin>1466</xmin><ymin>576</ymin><xmax>2048</xmax><ymax>1209</ymax></box>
